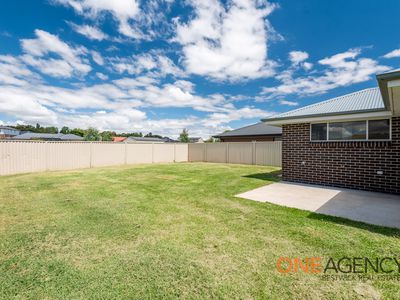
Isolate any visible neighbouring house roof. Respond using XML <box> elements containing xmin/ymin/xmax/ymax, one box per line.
<box><xmin>188</xmin><ymin>137</ymin><xmax>203</xmax><ymax>143</ymax></box>
<box><xmin>0</xmin><ymin>126</ymin><xmax>20</xmax><ymax>136</ymax></box>
<box><xmin>112</xmin><ymin>137</ymin><xmax>127</xmax><ymax>142</ymax></box>
<box><xmin>13</xmin><ymin>132</ymin><xmax>83</xmax><ymax>141</ymax></box>
<box><xmin>264</xmin><ymin>88</ymin><xmax>385</xmax><ymax>122</ymax></box>
<box><xmin>125</xmin><ymin>136</ymin><xmax>165</xmax><ymax>143</ymax></box>
<box><xmin>214</xmin><ymin>122</ymin><xmax>282</xmax><ymax>138</ymax></box>
<box><xmin>0</xmin><ymin>126</ymin><xmax>18</xmax><ymax>131</ymax></box>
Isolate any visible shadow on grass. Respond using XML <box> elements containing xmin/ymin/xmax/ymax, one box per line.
<box><xmin>242</xmin><ymin>170</ymin><xmax>282</xmax><ymax>182</ymax></box>
<box><xmin>307</xmin><ymin>212</ymin><xmax>400</xmax><ymax>237</ymax></box>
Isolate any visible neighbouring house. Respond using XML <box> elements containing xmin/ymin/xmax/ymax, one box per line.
<box><xmin>112</xmin><ymin>137</ymin><xmax>127</xmax><ymax>142</ymax></box>
<box><xmin>263</xmin><ymin>70</ymin><xmax>400</xmax><ymax>194</ymax></box>
<box><xmin>189</xmin><ymin>137</ymin><xmax>204</xmax><ymax>143</ymax></box>
<box><xmin>0</xmin><ymin>126</ymin><xmax>20</xmax><ymax>139</ymax></box>
<box><xmin>213</xmin><ymin>122</ymin><xmax>282</xmax><ymax>142</ymax></box>
<box><xmin>125</xmin><ymin>136</ymin><xmax>166</xmax><ymax>143</ymax></box>
<box><xmin>12</xmin><ymin>132</ymin><xmax>84</xmax><ymax>141</ymax></box>
<box><xmin>163</xmin><ymin>137</ymin><xmax>179</xmax><ymax>143</ymax></box>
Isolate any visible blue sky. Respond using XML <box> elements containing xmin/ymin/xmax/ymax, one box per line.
<box><xmin>0</xmin><ymin>0</ymin><xmax>399</xmax><ymax>138</ymax></box>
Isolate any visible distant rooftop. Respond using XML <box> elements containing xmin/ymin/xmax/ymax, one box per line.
<box><xmin>214</xmin><ymin>122</ymin><xmax>282</xmax><ymax>138</ymax></box>
<box><xmin>13</xmin><ymin>132</ymin><xmax>83</xmax><ymax>141</ymax></box>
<box><xmin>126</xmin><ymin>136</ymin><xmax>165</xmax><ymax>142</ymax></box>
<box><xmin>264</xmin><ymin>88</ymin><xmax>385</xmax><ymax>121</ymax></box>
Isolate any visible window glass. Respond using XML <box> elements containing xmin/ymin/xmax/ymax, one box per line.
<box><xmin>368</xmin><ymin>119</ymin><xmax>390</xmax><ymax>140</ymax></box>
<box><xmin>311</xmin><ymin>123</ymin><xmax>327</xmax><ymax>141</ymax></box>
<box><xmin>328</xmin><ymin>121</ymin><xmax>366</xmax><ymax>140</ymax></box>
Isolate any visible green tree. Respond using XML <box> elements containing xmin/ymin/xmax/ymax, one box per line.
<box><xmin>84</xmin><ymin>128</ymin><xmax>100</xmax><ymax>141</ymax></box>
<box><xmin>70</xmin><ymin>128</ymin><xmax>86</xmax><ymax>137</ymax></box>
<box><xmin>145</xmin><ymin>132</ymin><xmax>163</xmax><ymax>139</ymax></box>
<box><xmin>100</xmin><ymin>131</ymin><xmax>113</xmax><ymax>141</ymax></box>
<box><xmin>179</xmin><ymin>129</ymin><xmax>189</xmax><ymax>143</ymax></box>
<box><xmin>60</xmin><ymin>126</ymin><xmax>70</xmax><ymax>134</ymax></box>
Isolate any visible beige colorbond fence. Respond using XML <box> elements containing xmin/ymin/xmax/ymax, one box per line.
<box><xmin>0</xmin><ymin>141</ymin><xmax>189</xmax><ymax>176</ymax></box>
<box><xmin>188</xmin><ymin>141</ymin><xmax>282</xmax><ymax>167</ymax></box>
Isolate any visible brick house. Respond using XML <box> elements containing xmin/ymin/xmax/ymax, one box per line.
<box><xmin>263</xmin><ymin>70</ymin><xmax>400</xmax><ymax>194</ymax></box>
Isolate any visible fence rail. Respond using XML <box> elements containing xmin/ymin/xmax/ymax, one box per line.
<box><xmin>188</xmin><ymin>141</ymin><xmax>282</xmax><ymax>167</ymax></box>
<box><xmin>0</xmin><ymin>141</ymin><xmax>188</xmax><ymax>176</ymax></box>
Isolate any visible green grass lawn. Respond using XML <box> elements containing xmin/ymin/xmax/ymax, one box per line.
<box><xmin>0</xmin><ymin>163</ymin><xmax>399</xmax><ymax>299</ymax></box>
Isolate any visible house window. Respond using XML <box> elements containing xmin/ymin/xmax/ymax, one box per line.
<box><xmin>368</xmin><ymin>119</ymin><xmax>390</xmax><ymax>140</ymax></box>
<box><xmin>311</xmin><ymin>123</ymin><xmax>327</xmax><ymax>141</ymax></box>
<box><xmin>329</xmin><ymin>121</ymin><xmax>366</xmax><ymax>140</ymax></box>
<box><xmin>310</xmin><ymin>119</ymin><xmax>391</xmax><ymax>141</ymax></box>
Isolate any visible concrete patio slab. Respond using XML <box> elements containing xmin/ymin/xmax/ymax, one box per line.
<box><xmin>236</xmin><ymin>182</ymin><xmax>400</xmax><ymax>229</ymax></box>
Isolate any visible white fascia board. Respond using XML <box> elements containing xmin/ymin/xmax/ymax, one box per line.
<box><xmin>388</xmin><ymin>79</ymin><xmax>400</xmax><ymax>88</ymax></box>
<box><xmin>264</xmin><ymin>111</ymin><xmax>393</xmax><ymax>125</ymax></box>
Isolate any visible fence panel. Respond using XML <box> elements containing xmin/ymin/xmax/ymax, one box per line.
<box><xmin>255</xmin><ymin>142</ymin><xmax>282</xmax><ymax>167</ymax></box>
<box><xmin>174</xmin><ymin>143</ymin><xmax>189</xmax><ymax>162</ymax></box>
<box><xmin>188</xmin><ymin>144</ymin><xmax>205</xmax><ymax>162</ymax></box>
<box><xmin>153</xmin><ymin>144</ymin><xmax>175</xmax><ymax>163</ymax></box>
<box><xmin>47</xmin><ymin>142</ymin><xmax>91</xmax><ymax>170</ymax></box>
<box><xmin>0</xmin><ymin>141</ymin><xmax>47</xmax><ymax>175</ymax></box>
<box><xmin>126</xmin><ymin>143</ymin><xmax>153</xmax><ymax>164</ymax></box>
<box><xmin>205</xmin><ymin>143</ymin><xmax>227</xmax><ymax>163</ymax></box>
<box><xmin>227</xmin><ymin>143</ymin><xmax>253</xmax><ymax>165</ymax></box>
<box><xmin>91</xmin><ymin>143</ymin><xmax>126</xmax><ymax>167</ymax></box>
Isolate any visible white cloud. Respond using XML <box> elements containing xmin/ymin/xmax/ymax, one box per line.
<box><xmin>279</xmin><ymin>99</ymin><xmax>298</xmax><ymax>106</ymax></box>
<box><xmin>96</xmin><ymin>72</ymin><xmax>108</xmax><ymax>80</ymax></box>
<box><xmin>68</xmin><ymin>22</ymin><xmax>109</xmax><ymax>40</ymax></box>
<box><xmin>263</xmin><ymin>49</ymin><xmax>390</xmax><ymax>97</ymax></box>
<box><xmin>289</xmin><ymin>51</ymin><xmax>309</xmax><ymax>65</ymax></box>
<box><xmin>54</xmin><ymin>0</ymin><xmax>141</xmax><ymax>38</ymax></box>
<box><xmin>20</xmin><ymin>29</ymin><xmax>91</xmax><ymax>78</ymax></box>
<box><xmin>110</xmin><ymin>53</ymin><xmax>185</xmax><ymax>77</ymax></box>
<box><xmin>174</xmin><ymin>0</ymin><xmax>278</xmax><ymax>80</ymax></box>
<box><xmin>383</xmin><ymin>49</ymin><xmax>400</xmax><ymax>59</ymax></box>
<box><xmin>0</xmin><ymin>55</ymin><xmax>40</xmax><ymax>86</ymax></box>
<box><xmin>91</xmin><ymin>50</ymin><xmax>104</xmax><ymax>65</ymax></box>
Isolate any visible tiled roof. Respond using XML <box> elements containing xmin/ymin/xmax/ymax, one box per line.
<box><xmin>265</xmin><ymin>88</ymin><xmax>385</xmax><ymax>121</ymax></box>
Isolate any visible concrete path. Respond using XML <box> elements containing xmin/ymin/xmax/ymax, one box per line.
<box><xmin>236</xmin><ymin>182</ymin><xmax>400</xmax><ymax>229</ymax></box>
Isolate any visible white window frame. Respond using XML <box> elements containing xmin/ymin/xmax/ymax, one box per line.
<box><xmin>310</xmin><ymin>118</ymin><xmax>392</xmax><ymax>142</ymax></box>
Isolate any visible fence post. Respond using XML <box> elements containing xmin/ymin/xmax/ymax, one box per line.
<box><xmin>124</xmin><ymin>141</ymin><xmax>127</xmax><ymax>165</ymax></box>
<box><xmin>173</xmin><ymin>143</ymin><xmax>176</xmax><ymax>162</ymax></box>
<box><xmin>252</xmin><ymin>141</ymin><xmax>256</xmax><ymax>165</ymax></box>
<box><xmin>89</xmin><ymin>142</ymin><xmax>93</xmax><ymax>168</ymax></box>
<box><xmin>226</xmin><ymin>143</ymin><xmax>229</xmax><ymax>163</ymax></box>
<box><xmin>151</xmin><ymin>143</ymin><xmax>154</xmax><ymax>163</ymax></box>
<box><xmin>204</xmin><ymin>143</ymin><xmax>207</xmax><ymax>162</ymax></box>
<box><xmin>45</xmin><ymin>141</ymin><xmax>49</xmax><ymax>171</ymax></box>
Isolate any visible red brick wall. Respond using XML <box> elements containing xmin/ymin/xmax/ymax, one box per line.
<box><xmin>282</xmin><ymin>117</ymin><xmax>400</xmax><ymax>194</ymax></box>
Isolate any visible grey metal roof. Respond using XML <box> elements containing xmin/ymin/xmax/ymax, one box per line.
<box><xmin>214</xmin><ymin>122</ymin><xmax>282</xmax><ymax>138</ymax></box>
<box><xmin>264</xmin><ymin>88</ymin><xmax>385</xmax><ymax>121</ymax></box>
<box><xmin>59</xmin><ymin>134</ymin><xmax>84</xmax><ymax>140</ymax></box>
<box><xmin>125</xmin><ymin>136</ymin><xmax>165</xmax><ymax>142</ymax></box>
<box><xmin>12</xmin><ymin>132</ymin><xmax>83</xmax><ymax>140</ymax></box>
<box><xmin>0</xmin><ymin>126</ymin><xmax>19</xmax><ymax>131</ymax></box>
